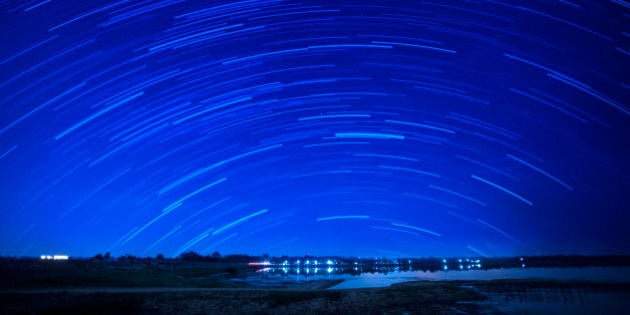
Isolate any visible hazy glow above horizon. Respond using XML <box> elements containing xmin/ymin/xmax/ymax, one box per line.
<box><xmin>1</xmin><ymin>0</ymin><xmax>629</xmax><ymax>258</ymax></box>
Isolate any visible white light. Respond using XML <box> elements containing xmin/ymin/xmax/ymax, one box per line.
<box><xmin>327</xmin><ymin>267</ymin><xmax>333</xmax><ymax>273</ymax></box>
<box><xmin>42</xmin><ymin>255</ymin><xmax>68</xmax><ymax>260</ymax></box>
<box><xmin>327</xmin><ymin>260</ymin><xmax>333</xmax><ymax>265</ymax></box>
<box><xmin>442</xmin><ymin>259</ymin><xmax>447</xmax><ymax>263</ymax></box>
<box><xmin>443</xmin><ymin>265</ymin><xmax>448</xmax><ymax>270</ymax></box>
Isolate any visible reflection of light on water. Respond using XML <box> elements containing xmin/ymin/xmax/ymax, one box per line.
<box><xmin>251</xmin><ymin>256</ymin><xmax>488</xmax><ymax>276</ymax></box>
<box><xmin>245</xmin><ymin>257</ymin><xmax>627</xmax><ymax>290</ymax></box>
<box><xmin>329</xmin><ymin>267</ymin><xmax>630</xmax><ymax>290</ymax></box>
<box><xmin>244</xmin><ymin>262</ymin><xmax>629</xmax><ymax>291</ymax></box>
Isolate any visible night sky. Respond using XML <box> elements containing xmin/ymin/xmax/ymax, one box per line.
<box><xmin>1</xmin><ymin>0</ymin><xmax>629</xmax><ymax>259</ymax></box>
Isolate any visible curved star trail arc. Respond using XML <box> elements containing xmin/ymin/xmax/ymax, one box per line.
<box><xmin>1</xmin><ymin>0</ymin><xmax>629</xmax><ymax>258</ymax></box>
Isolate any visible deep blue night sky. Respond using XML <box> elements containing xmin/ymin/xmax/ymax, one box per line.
<box><xmin>1</xmin><ymin>0</ymin><xmax>629</xmax><ymax>258</ymax></box>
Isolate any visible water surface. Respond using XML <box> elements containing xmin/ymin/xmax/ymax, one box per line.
<box><xmin>329</xmin><ymin>267</ymin><xmax>630</xmax><ymax>289</ymax></box>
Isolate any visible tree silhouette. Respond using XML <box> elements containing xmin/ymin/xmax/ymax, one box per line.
<box><xmin>179</xmin><ymin>251</ymin><xmax>203</xmax><ymax>262</ymax></box>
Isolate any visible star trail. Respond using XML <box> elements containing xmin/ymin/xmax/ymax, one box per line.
<box><xmin>1</xmin><ymin>0</ymin><xmax>629</xmax><ymax>258</ymax></box>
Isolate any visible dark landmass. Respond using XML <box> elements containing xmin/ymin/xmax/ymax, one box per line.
<box><xmin>0</xmin><ymin>251</ymin><xmax>630</xmax><ymax>280</ymax></box>
<box><xmin>1</xmin><ymin>255</ymin><xmax>629</xmax><ymax>314</ymax></box>
<box><xmin>1</xmin><ymin>279</ymin><xmax>628</xmax><ymax>314</ymax></box>
<box><xmin>0</xmin><ymin>259</ymin><xmax>251</xmax><ymax>289</ymax></box>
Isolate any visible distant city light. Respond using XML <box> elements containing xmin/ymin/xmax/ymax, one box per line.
<box><xmin>40</xmin><ymin>254</ymin><xmax>69</xmax><ymax>260</ymax></box>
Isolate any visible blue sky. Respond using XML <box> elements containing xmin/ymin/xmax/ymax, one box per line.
<box><xmin>1</xmin><ymin>0</ymin><xmax>629</xmax><ymax>258</ymax></box>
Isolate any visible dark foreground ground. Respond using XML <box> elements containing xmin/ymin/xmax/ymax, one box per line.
<box><xmin>1</xmin><ymin>259</ymin><xmax>628</xmax><ymax>314</ymax></box>
<box><xmin>1</xmin><ymin>279</ymin><xmax>629</xmax><ymax>314</ymax></box>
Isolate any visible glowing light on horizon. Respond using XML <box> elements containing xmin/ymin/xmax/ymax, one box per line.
<box><xmin>41</xmin><ymin>254</ymin><xmax>69</xmax><ymax>260</ymax></box>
